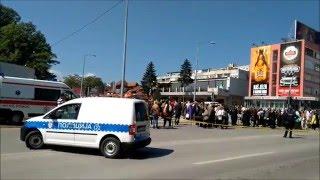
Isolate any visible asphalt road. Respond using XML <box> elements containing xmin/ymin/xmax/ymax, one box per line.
<box><xmin>1</xmin><ymin>125</ymin><xmax>319</xmax><ymax>179</ymax></box>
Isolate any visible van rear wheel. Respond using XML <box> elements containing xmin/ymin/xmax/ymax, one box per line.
<box><xmin>100</xmin><ymin>137</ymin><xmax>121</xmax><ymax>158</ymax></box>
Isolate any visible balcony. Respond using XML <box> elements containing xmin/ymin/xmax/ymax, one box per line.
<box><xmin>160</xmin><ymin>86</ymin><xmax>229</xmax><ymax>96</ymax></box>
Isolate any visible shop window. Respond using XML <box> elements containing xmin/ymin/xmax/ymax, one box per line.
<box><xmin>315</xmin><ymin>52</ymin><xmax>320</xmax><ymax>60</ymax></box>
<box><xmin>272</xmin><ymin>63</ymin><xmax>277</xmax><ymax>73</ymax></box>
<box><xmin>315</xmin><ymin>64</ymin><xmax>320</xmax><ymax>72</ymax></box>
<box><xmin>272</xmin><ymin>50</ymin><xmax>278</xmax><ymax>62</ymax></box>
<box><xmin>305</xmin><ymin>74</ymin><xmax>312</xmax><ymax>81</ymax></box>
<box><xmin>270</xmin><ymin>102</ymin><xmax>274</xmax><ymax>108</ymax></box>
<box><xmin>256</xmin><ymin>101</ymin><xmax>260</xmax><ymax>107</ymax></box>
<box><xmin>305</xmin><ymin>48</ymin><xmax>314</xmax><ymax>57</ymax></box>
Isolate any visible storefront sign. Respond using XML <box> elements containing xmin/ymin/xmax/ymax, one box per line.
<box><xmin>278</xmin><ymin>41</ymin><xmax>302</xmax><ymax>96</ymax></box>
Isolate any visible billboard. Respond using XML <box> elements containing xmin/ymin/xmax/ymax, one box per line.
<box><xmin>250</xmin><ymin>46</ymin><xmax>271</xmax><ymax>96</ymax></box>
<box><xmin>278</xmin><ymin>41</ymin><xmax>302</xmax><ymax>97</ymax></box>
<box><xmin>295</xmin><ymin>21</ymin><xmax>320</xmax><ymax>45</ymax></box>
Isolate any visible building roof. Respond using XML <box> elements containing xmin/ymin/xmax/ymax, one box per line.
<box><xmin>67</xmin><ymin>97</ymin><xmax>145</xmax><ymax>104</ymax></box>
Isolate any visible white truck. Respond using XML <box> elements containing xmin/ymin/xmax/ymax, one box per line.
<box><xmin>0</xmin><ymin>75</ymin><xmax>78</xmax><ymax>124</ymax></box>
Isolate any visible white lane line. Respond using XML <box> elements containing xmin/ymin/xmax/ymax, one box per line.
<box><xmin>193</xmin><ymin>151</ymin><xmax>274</xmax><ymax>165</ymax></box>
<box><xmin>1</xmin><ymin>150</ymin><xmax>59</xmax><ymax>160</ymax></box>
<box><xmin>152</xmin><ymin>134</ymin><xmax>279</xmax><ymax>147</ymax></box>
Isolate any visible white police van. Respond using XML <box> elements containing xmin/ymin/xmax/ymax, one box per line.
<box><xmin>20</xmin><ymin>97</ymin><xmax>151</xmax><ymax>158</ymax></box>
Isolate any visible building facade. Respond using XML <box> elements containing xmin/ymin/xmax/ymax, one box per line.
<box><xmin>245</xmin><ymin>40</ymin><xmax>320</xmax><ymax>109</ymax></box>
<box><xmin>157</xmin><ymin>64</ymin><xmax>249</xmax><ymax>106</ymax></box>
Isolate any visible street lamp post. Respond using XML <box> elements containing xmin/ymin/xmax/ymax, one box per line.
<box><xmin>193</xmin><ymin>41</ymin><xmax>215</xmax><ymax>102</ymax></box>
<box><xmin>80</xmin><ymin>54</ymin><xmax>96</xmax><ymax>97</ymax></box>
<box><xmin>287</xmin><ymin>77</ymin><xmax>293</xmax><ymax>107</ymax></box>
<box><xmin>120</xmin><ymin>0</ymin><xmax>129</xmax><ymax>97</ymax></box>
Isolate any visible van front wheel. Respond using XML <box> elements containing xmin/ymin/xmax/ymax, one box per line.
<box><xmin>100</xmin><ymin>137</ymin><xmax>121</xmax><ymax>158</ymax></box>
<box><xmin>26</xmin><ymin>131</ymin><xmax>44</xmax><ymax>149</ymax></box>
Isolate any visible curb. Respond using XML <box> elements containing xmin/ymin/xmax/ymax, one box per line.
<box><xmin>0</xmin><ymin>125</ymin><xmax>21</xmax><ymax>128</ymax></box>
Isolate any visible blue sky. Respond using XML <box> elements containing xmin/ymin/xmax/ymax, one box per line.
<box><xmin>2</xmin><ymin>0</ymin><xmax>319</xmax><ymax>83</ymax></box>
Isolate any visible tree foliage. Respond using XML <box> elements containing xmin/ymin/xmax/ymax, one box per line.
<box><xmin>64</xmin><ymin>74</ymin><xmax>105</xmax><ymax>95</ymax></box>
<box><xmin>0</xmin><ymin>5</ymin><xmax>58</xmax><ymax>80</ymax></box>
<box><xmin>141</xmin><ymin>61</ymin><xmax>157</xmax><ymax>95</ymax></box>
<box><xmin>178</xmin><ymin>59</ymin><xmax>193</xmax><ymax>87</ymax></box>
<box><xmin>64</xmin><ymin>74</ymin><xmax>81</xmax><ymax>89</ymax></box>
<box><xmin>0</xmin><ymin>4</ymin><xmax>21</xmax><ymax>27</ymax></box>
<box><xmin>83</xmin><ymin>76</ymin><xmax>105</xmax><ymax>93</ymax></box>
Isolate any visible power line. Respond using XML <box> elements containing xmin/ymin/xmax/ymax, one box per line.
<box><xmin>52</xmin><ymin>0</ymin><xmax>123</xmax><ymax>47</ymax></box>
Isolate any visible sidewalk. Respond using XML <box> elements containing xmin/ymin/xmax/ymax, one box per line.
<box><xmin>0</xmin><ymin>124</ymin><xmax>21</xmax><ymax>128</ymax></box>
<box><xmin>178</xmin><ymin>118</ymin><xmax>194</xmax><ymax>125</ymax></box>
<box><xmin>174</xmin><ymin>118</ymin><xmax>320</xmax><ymax>134</ymax></box>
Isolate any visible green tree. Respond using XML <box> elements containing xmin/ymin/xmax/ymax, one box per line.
<box><xmin>64</xmin><ymin>74</ymin><xmax>105</xmax><ymax>96</ymax></box>
<box><xmin>0</xmin><ymin>5</ymin><xmax>58</xmax><ymax>80</ymax></box>
<box><xmin>0</xmin><ymin>4</ymin><xmax>21</xmax><ymax>27</ymax></box>
<box><xmin>178</xmin><ymin>59</ymin><xmax>193</xmax><ymax>87</ymax></box>
<box><xmin>141</xmin><ymin>61</ymin><xmax>157</xmax><ymax>95</ymax></box>
<box><xmin>83</xmin><ymin>76</ymin><xmax>105</xmax><ymax>94</ymax></box>
<box><xmin>64</xmin><ymin>74</ymin><xmax>81</xmax><ymax>89</ymax></box>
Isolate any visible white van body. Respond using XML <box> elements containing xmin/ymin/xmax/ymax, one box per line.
<box><xmin>20</xmin><ymin>97</ymin><xmax>151</xmax><ymax>158</ymax></box>
<box><xmin>0</xmin><ymin>76</ymin><xmax>78</xmax><ymax>123</ymax></box>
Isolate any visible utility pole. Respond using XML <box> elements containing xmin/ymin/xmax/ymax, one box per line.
<box><xmin>120</xmin><ymin>0</ymin><xmax>129</xmax><ymax>97</ymax></box>
<box><xmin>193</xmin><ymin>45</ymin><xmax>200</xmax><ymax>102</ymax></box>
<box><xmin>287</xmin><ymin>77</ymin><xmax>293</xmax><ymax>107</ymax></box>
<box><xmin>80</xmin><ymin>54</ymin><xmax>95</xmax><ymax>97</ymax></box>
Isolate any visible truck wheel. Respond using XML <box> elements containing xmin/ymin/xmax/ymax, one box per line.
<box><xmin>26</xmin><ymin>131</ymin><xmax>44</xmax><ymax>149</ymax></box>
<box><xmin>100</xmin><ymin>137</ymin><xmax>121</xmax><ymax>158</ymax></box>
<box><xmin>11</xmin><ymin>112</ymin><xmax>23</xmax><ymax>125</ymax></box>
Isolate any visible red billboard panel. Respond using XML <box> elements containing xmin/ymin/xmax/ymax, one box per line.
<box><xmin>278</xmin><ymin>41</ymin><xmax>302</xmax><ymax>97</ymax></box>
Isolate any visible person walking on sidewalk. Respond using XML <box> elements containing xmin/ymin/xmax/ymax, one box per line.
<box><xmin>283</xmin><ymin>107</ymin><xmax>296</xmax><ymax>138</ymax></box>
<box><xmin>269</xmin><ymin>109</ymin><xmax>276</xmax><ymax>129</ymax></box>
<box><xmin>151</xmin><ymin>100</ymin><xmax>160</xmax><ymax>129</ymax></box>
<box><xmin>257</xmin><ymin>108</ymin><xmax>264</xmax><ymax>127</ymax></box>
<box><xmin>304</xmin><ymin>109</ymin><xmax>311</xmax><ymax>130</ymax></box>
<box><xmin>174</xmin><ymin>101</ymin><xmax>182</xmax><ymax>125</ymax></box>
<box><xmin>310</xmin><ymin>111</ymin><xmax>318</xmax><ymax>130</ymax></box>
<box><xmin>230</xmin><ymin>107</ymin><xmax>238</xmax><ymax>126</ymax></box>
<box><xmin>162</xmin><ymin>100</ymin><xmax>173</xmax><ymax>128</ymax></box>
<box><xmin>185</xmin><ymin>101</ymin><xmax>192</xmax><ymax>120</ymax></box>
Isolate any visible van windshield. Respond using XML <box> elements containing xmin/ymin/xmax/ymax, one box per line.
<box><xmin>134</xmin><ymin>103</ymin><xmax>148</xmax><ymax>122</ymax></box>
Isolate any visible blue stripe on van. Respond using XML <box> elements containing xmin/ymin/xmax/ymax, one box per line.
<box><xmin>25</xmin><ymin>121</ymin><xmax>129</xmax><ymax>133</ymax></box>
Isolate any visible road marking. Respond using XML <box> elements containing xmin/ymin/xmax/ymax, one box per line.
<box><xmin>193</xmin><ymin>151</ymin><xmax>274</xmax><ymax>165</ymax></box>
<box><xmin>1</xmin><ymin>150</ymin><xmax>61</xmax><ymax>160</ymax></box>
<box><xmin>152</xmin><ymin>134</ymin><xmax>280</xmax><ymax>147</ymax></box>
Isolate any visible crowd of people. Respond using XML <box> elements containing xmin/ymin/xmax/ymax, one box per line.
<box><xmin>148</xmin><ymin>99</ymin><xmax>320</xmax><ymax>131</ymax></box>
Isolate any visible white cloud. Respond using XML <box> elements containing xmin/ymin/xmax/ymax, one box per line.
<box><xmin>84</xmin><ymin>72</ymin><xmax>96</xmax><ymax>77</ymax></box>
<box><xmin>49</xmin><ymin>69</ymin><xmax>64</xmax><ymax>81</ymax></box>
